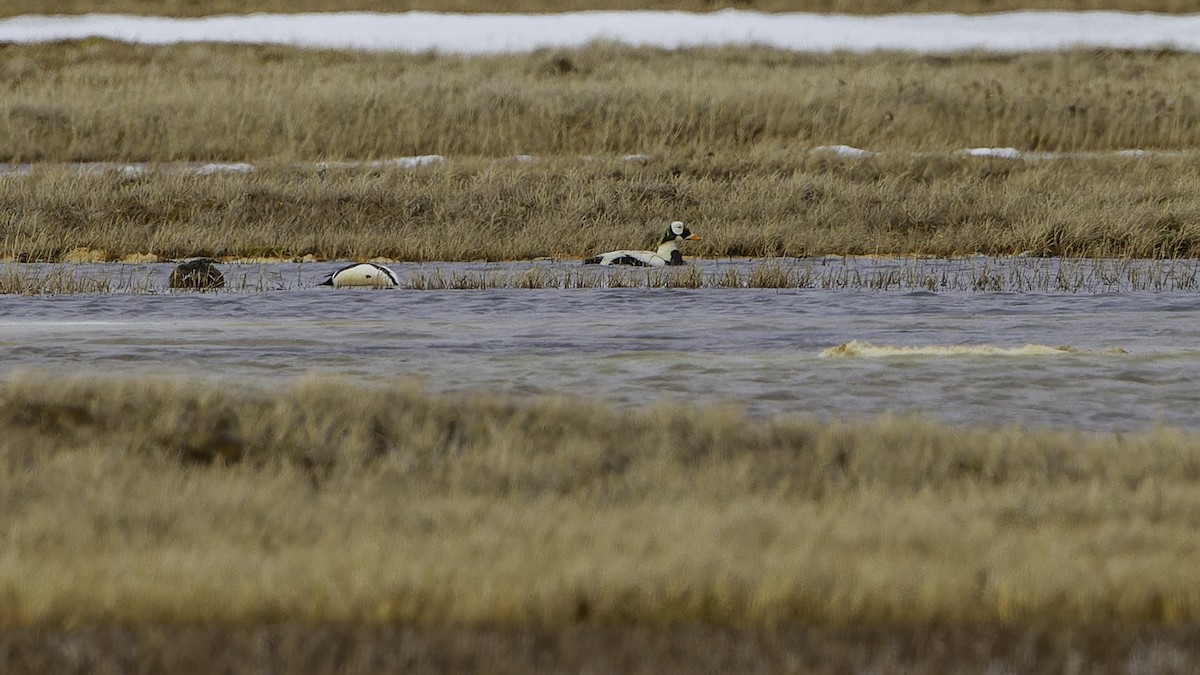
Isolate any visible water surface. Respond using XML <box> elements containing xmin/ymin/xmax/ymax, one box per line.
<box><xmin>2</xmin><ymin>259</ymin><xmax>1198</xmax><ymax>432</ymax></box>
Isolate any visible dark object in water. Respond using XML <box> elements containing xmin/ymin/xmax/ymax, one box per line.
<box><xmin>170</xmin><ymin>259</ymin><xmax>225</xmax><ymax>290</ymax></box>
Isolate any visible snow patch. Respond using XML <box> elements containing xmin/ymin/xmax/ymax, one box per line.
<box><xmin>194</xmin><ymin>162</ymin><xmax>256</xmax><ymax>175</ymax></box>
<box><xmin>812</xmin><ymin>145</ymin><xmax>876</xmax><ymax>158</ymax></box>
<box><xmin>2</xmin><ymin>11</ymin><xmax>1200</xmax><ymax>54</ymax></box>
<box><xmin>957</xmin><ymin>147</ymin><xmax>1024</xmax><ymax>159</ymax></box>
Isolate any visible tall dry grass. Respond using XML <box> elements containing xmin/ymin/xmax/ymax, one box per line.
<box><xmin>3</xmin><ymin>374</ymin><xmax>1200</xmax><ymax>633</ymax></box>
<box><xmin>5</xmin><ymin>43</ymin><xmax>1200</xmax><ymax>260</ymax></box>
<box><xmin>3</xmin><ymin>43</ymin><xmax>1200</xmax><ymax>162</ymax></box>
<box><xmin>5</xmin><ymin>153</ymin><xmax>1200</xmax><ymax>261</ymax></box>
<box><xmin>0</xmin><ymin>36</ymin><xmax>1176</xmax><ymax>265</ymax></box>
<box><xmin>4</xmin><ymin>0</ymin><xmax>1198</xmax><ymax>17</ymax></box>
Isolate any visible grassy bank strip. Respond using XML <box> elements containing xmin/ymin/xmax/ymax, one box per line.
<box><xmin>4</xmin><ymin>43</ymin><xmax>1200</xmax><ymax>162</ymax></box>
<box><xmin>0</xmin><ymin>263</ymin><xmax>299</xmax><ymax>294</ymax></box>
<box><xmin>4</xmin><ymin>623</ymin><xmax>1198</xmax><ymax>674</ymax></box>
<box><xmin>6</xmin><ymin>0</ymin><xmax>1197</xmax><ymax>18</ymax></box>
<box><xmin>2</xmin><ymin>375</ymin><xmax>1199</xmax><ymax>630</ymax></box>
<box><xmin>5</xmin><ymin>154</ymin><xmax>1200</xmax><ymax>261</ymax></box>
<box><xmin>397</xmin><ymin>256</ymin><xmax>1200</xmax><ymax>292</ymax></box>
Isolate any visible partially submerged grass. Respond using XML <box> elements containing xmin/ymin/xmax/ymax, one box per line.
<box><xmin>395</xmin><ymin>257</ymin><xmax>1200</xmax><ymax>293</ymax></box>
<box><xmin>0</xmin><ymin>265</ymin><xmax>115</xmax><ymax>294</ymax></box>
<box><xmin>2</xmin><ymin>375</ymin><xmax>1200</xmax><ymax>636</ymax></box>
<box><xmin>6</xmin><ymin>256</ymin><xmax>1200</xmax><ymax>294</ymax></box>
<box><xmin>0</xmin><ymin>263</ymin><xmax>300</xmax><ymax>294</ymax></box>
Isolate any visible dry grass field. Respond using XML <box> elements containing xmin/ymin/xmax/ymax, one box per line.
<box><xmin>8</xmin><ymin>154</ymin><xmax>1200</xmax><ymax>262</ymax></box>
<box><xmin>5</xmin><ymin>44</ymin><xmax>1199</xmax><ymax>161</ymax></box>
<box><xmin>4</xmin><ymin>43</ymin><xmax>1200</xmax><ymax>261</ymax></box>
<box><xmin>2</xmin><ymin>375</ymin><xmax>1200</xmax><ymax>672</ymax></box>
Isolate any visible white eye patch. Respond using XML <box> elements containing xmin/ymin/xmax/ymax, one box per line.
<box><xmin>671</xmin><ymin>221</ymin><xmax>684</xmax><ymax>235</ymax></box>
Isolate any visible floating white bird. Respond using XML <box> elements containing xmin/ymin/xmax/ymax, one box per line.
<box><xmin>320</xmin><ymin>262</ymin><xmax>399</xmax><ymax>288</ymax></box>
<box><xmin>583</xmin><ymin>221</ymin><xmax>701</xmax><ymax>266</ymax></box>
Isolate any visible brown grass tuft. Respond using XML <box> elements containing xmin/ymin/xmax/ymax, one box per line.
<box><xmin>3</xmin><ymin>374</ymin><xmax>1200</xmax><ymax>633</ymax></box>
<box><xmin>4</xmin><ymin>44</ymin><xmax>1200</xmax><ymax>162</ymax></box>
<box><xmin>7</xmin><ymin>154</ymin><xmax>1200</xmax><ymax>262</ymax></box>
<box><xmin>5</xmin><ymin>44</ymin><xmax>1200</xmax><ymax>260</ymax></box>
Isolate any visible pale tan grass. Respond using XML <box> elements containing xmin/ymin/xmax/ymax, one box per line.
<box><xmin>3</xmin><ymin>374</ymin><xmax>1200</xmax><ymax>630</ymax></box>
<box><xmin>0</xmin><ymin>263</ymin><xmax>299</xmax><ymax>294</ymax></box>
<box><xmin>7</xmin><ymin>154</ymin><xmax>1200</xmax><ymax>262</ymax></box>
<box><xmin>4</xmin><ymin>44</ymin><xmax>1200</xmax><ymax>162</ymax></box>
<box><xmin>6</xmin><ymin>43</ymin><xmax>1200</xmax><ymax>261</ymax></box>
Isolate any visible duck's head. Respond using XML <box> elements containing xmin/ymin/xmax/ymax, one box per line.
<box><xmin>659</xmin><ymin>220</ymin><xmax>701</xmax><ymax>245</ymax></box>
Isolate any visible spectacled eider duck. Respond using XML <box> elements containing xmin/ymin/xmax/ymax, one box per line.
<box><xmin>169</xmin><ymin>259</ymin><xmax>225</xmax><ymax>290</ymax></box>
<box><xmin>583</xmin><ymin>221</ymin><xmax>701</xmax><ymax>267</ymax></box>
<box><xmin>321</xmin><ymin>262</ymin><xmax>399</xmax><ymax>288</ymax></box>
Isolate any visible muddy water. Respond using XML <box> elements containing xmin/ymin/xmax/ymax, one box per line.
<box><xmin>2</xmin><ymin>259</ymin><xmax>1199</xmax><ymax>431</ymax></box>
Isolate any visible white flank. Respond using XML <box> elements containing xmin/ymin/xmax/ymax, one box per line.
<box><xmin>326</xmin><ymin>263</ymin><xmax>398</xmax><ymax>288</ymax></box>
